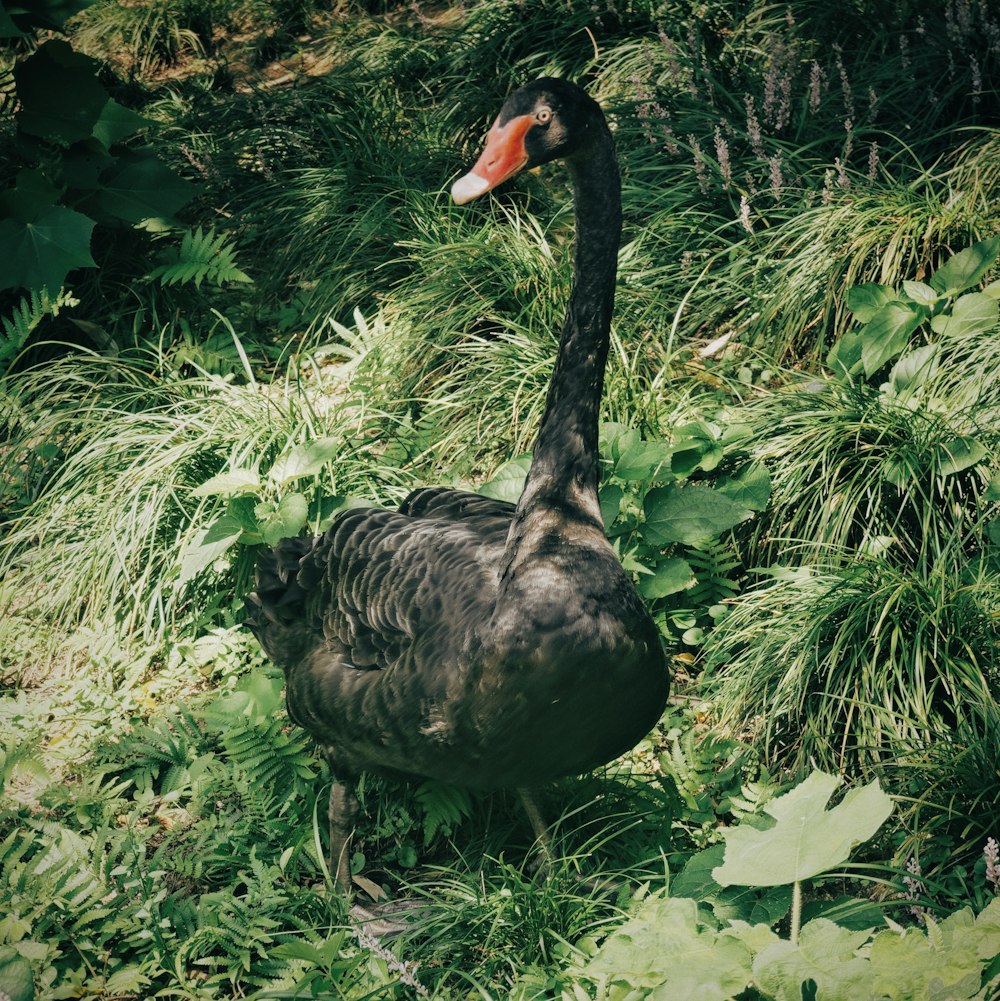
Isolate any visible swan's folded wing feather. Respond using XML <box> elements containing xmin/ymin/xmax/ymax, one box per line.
<box><xmin>399</xmin><ymin>487</ymin><xmax>515</xmax><ymax>543</ymax></box>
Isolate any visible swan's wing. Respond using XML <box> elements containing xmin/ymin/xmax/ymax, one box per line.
<box><xmin>399</xmin><ymin>487</ymin><xmax>514</xmax><ymax>543</ymax></box>
<box><xmin>245</xmin><ymin>506</ymin><xmax>503</xmax><ymax>762</ymax></box>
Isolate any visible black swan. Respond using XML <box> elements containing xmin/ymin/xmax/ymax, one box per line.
<box><xmin>245</xmin><ymin>78</ymin><xmax>669</xmax><ymax>892</ymax></box>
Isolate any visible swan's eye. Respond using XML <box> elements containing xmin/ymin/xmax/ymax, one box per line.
<box><xmin>535</xmin><ymin>107</ymin><xmax>552</xmax><ymax>125</ymax></box>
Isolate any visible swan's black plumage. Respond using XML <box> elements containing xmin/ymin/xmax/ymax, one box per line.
<box><xmin>246</xmin><ymin>78</ymin><xmax>669</xmax><ymax>889</ymax></box>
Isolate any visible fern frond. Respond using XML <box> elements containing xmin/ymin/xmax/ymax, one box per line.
<box><xmin>149</xmin><ymin>227</ymin><xmax>253</xmax><ymax>288</ymax></box>
<box><xmin>0</xmin><ymin>287</ymin><xmax>79</xmax><ymax>370</ymax></box>
<box><xmin>414</xmin><ymin>781</ymin><xmax>472</xmax><ymax>845</ymax></box>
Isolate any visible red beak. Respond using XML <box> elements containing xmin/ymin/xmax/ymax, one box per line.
<box><xmin>452</xmin><ymin>114</ymin><xmax>535</xmax><ymax>205</ymax></box>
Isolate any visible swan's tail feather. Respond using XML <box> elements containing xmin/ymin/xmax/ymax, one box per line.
<box><xmin>244</xmin><ymin>536</ymin><xmax>317</xmax><ymax>665</ymax></box>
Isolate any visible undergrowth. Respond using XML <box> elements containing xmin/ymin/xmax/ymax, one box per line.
<box><xmin>2</xmin><ymin>0</ymin><xmax>999</xmax><ymax>997</ymax></box>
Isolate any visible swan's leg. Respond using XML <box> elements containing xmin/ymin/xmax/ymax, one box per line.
<box><xmin>517</xmin><ymin>786</ymin><xmax>554</xmax><ymax>866</ymax></box>
<box><xmin>328</xmin><ymin>779</ymin><xmax>358</xmax><ymax>893</ymax></box>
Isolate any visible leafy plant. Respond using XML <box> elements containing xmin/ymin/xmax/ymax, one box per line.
<box><xmin>0</xmin><ymin>35</ymin><xmax>197</xmax><ymax>295</ymax></box>
<box><xmin>535</xmin><ymin>771</ymin><xmax>1000</xmax><ymax>1001</ymax></box>
<box><xmin>827</xmin><ymin>235</ymin><xmax>1000</xmax><ymax>383</ymax></box>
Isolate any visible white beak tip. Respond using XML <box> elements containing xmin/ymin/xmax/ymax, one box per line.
<box><xmin>451</xmin><ymin>171</ymin><xmax>491</xmax><ymax>205</ymax></box>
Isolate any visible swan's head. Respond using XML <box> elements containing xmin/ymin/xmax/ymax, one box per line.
<box><xmin>452</xmin><ymin>78</ymin><xmax>604</xmax><ymax>205</ymax></box>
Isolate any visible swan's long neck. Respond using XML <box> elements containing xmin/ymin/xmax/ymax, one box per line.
<box><xmin>503</xmin><ymin>123</ymin><xmax>621</xmax><ymax>567</ymax></box>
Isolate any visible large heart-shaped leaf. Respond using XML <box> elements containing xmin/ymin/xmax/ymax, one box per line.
<box><xmin>713</xmin><ymin>771</ymin><xmax>893</xmax><ymax>887</ymax></box>
<box><xmin>0</xmin><ymin>205</ymin><xmax>96</xmax><ymax>292</ymax></box>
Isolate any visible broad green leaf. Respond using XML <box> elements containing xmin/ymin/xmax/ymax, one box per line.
<box><xmin>846</xmin><ymin>282</ymin><xmax>893</xmax><ymax>322</ymax></box>
<box><xmin>178</xmin><ymin>514</ymin><xmax>243</xmax><ymax>584</ymax></box>
<box><xmin>260</xmin><ymin>492</ymin><xmax>309</xmax><ymax>545</ymax></box>
<box><xmin>826</xmin><ymin>329</ymin><xmax>864</xmax><ymax>379</ymax></box>
<box><xmin>888</xmin><ymin>344</ymin><xmax>938</xmax><ymax>394</ymax></box>
<box><xmin>599</xmin><ymin>482</ymin><xmax>623</xmax><ymax>528</ymax></box>
<box><xmin>0</xmin><ymin>205</ymin><xmax>96</xmax><ymax>293</ymax></box>
<box><xmin>614</xmin><ymin>439</ymin><xmax>672</xmax><ymax>481</ymax></box>
<box><xmin>715</xmin><ymin>460</ymin><xmax>771</xmax><ymax>511</ymax></box>
<box><xmin>637</xmin><ymin>557</ymin><xmax>695</xmax><ymax>599</ymax></box>
<box><xmin>208</xmin><ymin>667</ymin><xmax>285</xmax><ymax>723</ymax></box>
<box><xmin>0</xmin><ymin>949</ymin><xmax>34</xmax><ymax>1001</ymax></box>
<box><xmin>268</xmin><ymin>437</ymin><xmax>341</xmax><ymax>485</ymax></box>
<box><xmin>600</xmin><ymin>422</ymin><xmax>641</xmax><ymax>462</ymax></box>
<box><xmin>0</xmin><ymin>168</ymin><xmax>60</xmax><ymax>223</ymax></box>
<box><xmin>984</xmin><ymin>279</ymin><xmax>1000</xmax><ymax>300</ymax></box>
<box><xmin>91</xmin><ymin>98</ymin><xmax>153</xmax><ymax>148</ymax></box>
<box><xmin>671</xmin><ymin>422</ymin><xmax>724</xmax><ymax>475</ymax></box>
<box><xmin>479</xmin><ymin>454</ymin><xmax>532</xmax><ymax>502</ymax></box>
<box><xmin>0</xmin><ymin>6</ymin><xmax>22</xmax><ymax>36</ymax></box>
<box><xmin>931</xmin><ymin>291</ymin><xmax>999</xmax><ymax>339</ymax></box>
<box><xmin>869</xmin><ymin>899</ymin><xmax>1000</xmax><ymax>1000</ymax></box>
<box><xmin>642</xmin><ymin>484</ymin><xmax>747</xmax><ymax>547</ymax></box>
<box><xmin>902</xmin><ymin>280</ymin><xmax>938</xmax><ymax>305</ymax></box>
<box><xmin>860</xmin><ymin>301</ymin><xmax>923</xmax><ymax>376</ymax></box>
<box><xmin>93</xmin><ymin>150</ymin><xmax>198</xmax><ymax>224</ymax></box>
<box><xmin>713</xmin><ymin>771</ymin><xmax>893</xmax><ymax>886</ymax></box>
<box><xmin>582</xmin><ymin>894</ymin><xmax>752</xmax><ymax>999</ymax></box>
<box><xmin>753</xmin><ymin>919</ymin><xmax>875</xmax><ymax>1001</ymax></box>
<box><xmin>934</xmin><ymin>436</ymin><xmax>987</xmax><ymax>476</ymax></box>
<box><xmin>192</xmin><ymin>467</ymin><xmax>261</xmax><ymax>497</ymax></box>
<box><xmin>929</xmin><ymin>236</ymin><xmax>1000</xmax><ymax>295</ymax></box>
<box><xmin>14</xmin><ymin>40</ymin><xmax>108</xmax><ymax>144</ymax></box>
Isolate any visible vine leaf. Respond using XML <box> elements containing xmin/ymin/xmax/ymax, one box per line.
<box><xmin>714</xmin><ymin>771</ymin><xmax>893</xmax><ymax>887</ymax></box>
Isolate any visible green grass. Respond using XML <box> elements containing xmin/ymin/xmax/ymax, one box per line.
<box><xmin>2</xmin><ymin>0</ymin><xmax>1000</xmax><ymax>996</ymax></box>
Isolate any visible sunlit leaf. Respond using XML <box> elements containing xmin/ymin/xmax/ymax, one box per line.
<box><xmin>930</xmin><ymin>236</ymin><xmax>1000</xmax><ymax>295</ymax></box>
<box><xmin>846</xmin><ymin>282</ymin><xmax>893</xmax><ymax>322</ymax></box>
<box><xmin>934</xmin><ymin>436</ymin><xmax>987</xmax><ymax>476</ymax></box>
<box><xmin>268</xmin><ymin>437</ymin><xmax>341</xmax><ymax>485</ymax></box>
<box><xmin>714</xmin><ymin>771</ymin><xmax>893</xmax><ymax>886</ymax></box>
<box><xmin>860</xmin><ymin>301</ymin><xmax>923</xmax><ymax>376</ymax></box>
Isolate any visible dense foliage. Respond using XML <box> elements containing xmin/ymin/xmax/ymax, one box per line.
<box><xmin>1</xmin><ymin>0</ymin><xmax>998</xmax><ymax>997</ymax></box>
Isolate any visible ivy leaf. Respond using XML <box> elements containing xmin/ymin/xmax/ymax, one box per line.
<box><xmin>713</xmin><ymin>771</ymin><xmax>893</xmax><ymax>887</ymax></box>
<box><xmin>929</xmin><ymin>236</ymin><xmax>1000</xmax><ymax>295</ymax></box>
<box><xmin>268</xmin><ymin>437</ymin><xmax>341</xmax><ymax>485</ymax></box>
<box><xmin>479</xmin><ymin>454</ymin><xmax>532</xmax><ymax>502</ymax></box>
<box><xmin>860</xmin><ymin>301</ymin><xmax>923</xmax><ymax>376</ymax></box>
<box><xmin>0</xmin><ymin>205</ymin><xmax>96</xmax><ymax>293</ymax></box>
<box><xmin>642</xmin><ymin>485</ymin><xmax>747</xmax><ymax>548</ymax></box>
